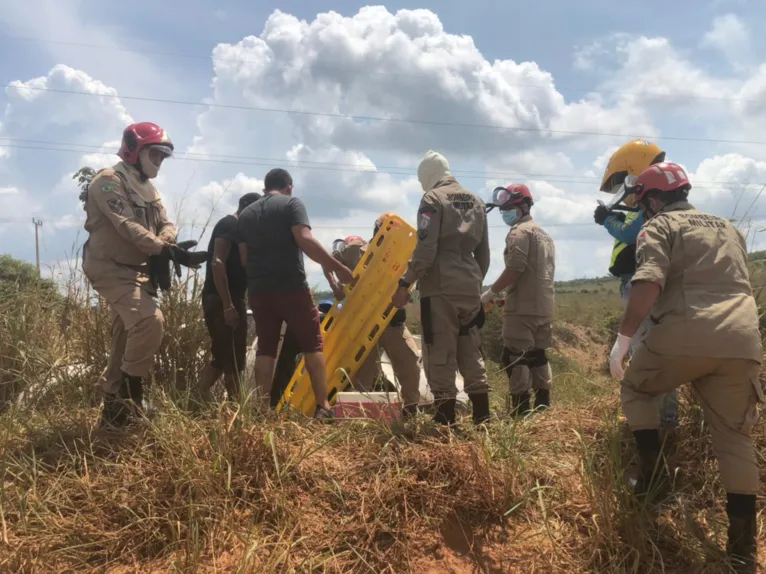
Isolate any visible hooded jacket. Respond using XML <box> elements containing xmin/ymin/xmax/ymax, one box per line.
<box><xmin>402</xmin><ymin>151</ymin><xmax>490</xmax><ymax>297</ymax></box>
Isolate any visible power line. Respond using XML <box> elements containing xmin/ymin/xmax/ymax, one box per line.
<box><xmin>0</xmin><ymin>136</ymin><xmax>601</xmax><ymax>181</ymax></box>
<box><xmin>4</xmin><ymin>83</ymin><xmax>766</xmax><ymax>146</ymax></box>
<box><xmin>0</xmin><ymin>135</ymin><xmax>760</xmax><ymax>186</ymax></box>
<box><xmin>0</xmin><ymin>141</ymin><xmax>760</xmax><ymax>190</ymax></box>
<box><xmin>0</xmin><ymin>213</ymin><xmax>591</xmax><ymax>230</ymax></box>
<box><xmin>0</xmin><ymin>34</ymin><xmax>755</xmax><ymax>105</ymax></box>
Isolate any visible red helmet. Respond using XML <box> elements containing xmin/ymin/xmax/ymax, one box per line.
<box><xmin>626</xmin><ymin>162</ymin><xmax>691</xmax><ymax>203</ymax></box>
<box><xmin>374</xmin><ymin>212</ymin><xmax>397</xmax><ymax>236</ymax></box>
<box><xmin>332</xmin><ymin>235</ymin><xmax>366</xmax><ymax>255</ymax></box>
<box><xmin>118</xmin><ymin>122</ymin><xmax>174</xmax><ymax>164</ymax></box>
<box><xmin>488</xmin><ymin>184</ymin><xmax>533</xmax><ymax>211</ymax></box>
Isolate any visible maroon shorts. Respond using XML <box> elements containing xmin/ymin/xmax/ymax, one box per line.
<box><xmin>249</xmin><ymin>289</ymin><xmax>323</xmax><ymax>357</ymax></box>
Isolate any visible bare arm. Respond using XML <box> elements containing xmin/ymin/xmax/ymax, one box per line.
<box><xmin>212</xmin><ymin>237</ymin><xmax>234</xmax><ymax>309</ymax></box>
<box><xmin>292</xmin><ymin>225</ymin><xmax>342</xmax><ymax>270</ymax></box>
<box><xmin>619</xmin><ymin>281</ymin><xmax>661</xmax><ymax>337</ymax></box>
<box><xmin>239</xmin><ymin>243</ymin><xmax>247</xmax><ymax>269</ymax></box>
<box><xmin>323</xmin><ymin>267</ymin><xmax>345</xmax><ymax>299</ymax></box>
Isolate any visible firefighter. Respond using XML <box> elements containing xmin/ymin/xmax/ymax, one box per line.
<box><xmin>482</xmin><ymin>184</ymin><xmax>555</xmax><ymax>417</ymax></box>
<box><xmin>595</xmin><ymin>139</ymin><xmax>679</xmax><ymax>429</ymax></box>
<box><xmin>392</xmin><ymin>150</ymin><xmax>491</xmax><ymax>426</ymax></box>
<box><xmin>610</xmin><ymin>162</ymin><xmax>763</xmax><ymax>572</ymax></box>
<box><xmin>82</xmin><ymin>122</ymin><xmax>207</xmax><ymax>428</ymax></box>
<box><xmin>326</xmin><ymin>224</ymin><xmax>422</xmax><ymax>416</ymax></box>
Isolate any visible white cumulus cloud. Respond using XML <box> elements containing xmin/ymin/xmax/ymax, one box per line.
<box><xmin>194</xmin><ymin>7</ymin><xmax>653</xmax><ymax>166</ymax></box>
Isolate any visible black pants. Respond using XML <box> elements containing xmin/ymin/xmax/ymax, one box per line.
<box><xmin>270</xmin><ymin>328</ymin><xmax>303</xmax><ymax>408</ymax></box>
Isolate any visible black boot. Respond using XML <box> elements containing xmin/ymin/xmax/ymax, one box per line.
<box><xmin>469</xmin><ymin>393</ymin><xmax>490</xmax><ymax>425</ymax></box>
<box><xmin>125</xmin><ymin>375</ymin><xmax>144</xmax><ymax>418</ymax></box>
<box><xmin>726</xmin><ymin>493</ymin><xmax>757</xmax><ymax>573</ymax></box>
<box><xmin>511</xmin><ymin>392</ymin><xmax>531</xmax><ymax>418</ymax></box>
<box><xmin>402</xmin><ymin>403</ymin><xmax>419</xmax><ymax>420</ymax></box>
<box><xmin>534</xmin><ymin>389</ymin><xmax>550</xmax><ymax>411</ymax></box>
<box><xmin>99</xmin><ymin>391</ymin><xmax>130</xmax><ymax>429</ymax></box>
<box><xmin>99</xmin><ymin>374</ymin><xmax>135</xmax><ymax>429</ymax></box>
<box><xmin>632</xmin><ymin>429</ymin><xmax>669</xmax><ymax>499</ymax></box>
<box><xmin>433</xmin><ymin>398</ymin><xmax>456</xmax><ymax>426</ymax></box>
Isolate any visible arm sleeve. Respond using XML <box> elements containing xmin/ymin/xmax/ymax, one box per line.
<box><xmin>289</xmin><ymin>197</ymin><xmax>311</xmax><ymax>228</ymax></box>
<box><xmin>504</xmin><ymin>229</ymin><xmax>530</xmax><ymax>273</ymax></box>
<box><xmin>632</xmin><ymin>218</ymin><xmax>670</xmax><ymax>288</ymax></box>
<box><xmin>155</xmin><ymin>200</ymin><xmax>177</xmax><ymax>243</ymax></box>
<box><xmin>216</xmin><ymin>216</ymin><xmax>240</xmax><ymax>243</ymax></box>
<box><xmin>474</xmin><ymin>213</ymin><xmax>491</xmax><ymax>279</ymax></box>
<box><xmin>90</xmin><ymin>173</ymin><xmax>165</xmax><ymax>255</ymax></box>
<box><xmin>402</xmin><ymin>192</ymin><xmax>441</xmax><ymax>284</ymax></box>
<box><xmin>236</xmin><ymin>214</ymin><xmax>247</xmax><ymax>245</ymax></box>
<box><xmin>604</xmin><ymin>212</ymin><xmax>644</xmax><ymax>245</ymax></box>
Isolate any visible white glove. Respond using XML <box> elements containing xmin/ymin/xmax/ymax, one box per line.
<box><xmin>481</xmin><ymin>288</ymin><xmax>496</xmax><ymax>305</ymax></box>
<box><xmin>609</xmin><ymin>334</ymin><xmax>631</xmax><ymax>380</ymax></box>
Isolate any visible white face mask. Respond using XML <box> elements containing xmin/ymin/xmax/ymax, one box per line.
<box><xmin>138</xmin><ymin>147</ymin><xmax>166</xmax><ymax>179</ymax></box>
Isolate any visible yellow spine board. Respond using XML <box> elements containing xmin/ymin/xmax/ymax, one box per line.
<box><xmin>276</xmin><ymin>214</ymin><xmax>417</xmax><ymax>416</ymax></box>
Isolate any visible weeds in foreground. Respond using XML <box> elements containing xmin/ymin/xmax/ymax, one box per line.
<box><xmin>0</xmin><ymin>266</ymin><xmax>762</xmax><ymax>572</ymax></box>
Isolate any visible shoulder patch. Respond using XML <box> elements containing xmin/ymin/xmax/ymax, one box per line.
<box><xmin>100</xmin><ymin>182</ymin><xmax>117</xmax><ymax>194</ymax></box>
<box><xmin>636</xmin><ymin>229</ymin><xmax>647</xmax><ymax>249</ymax></box>
<box><xmin>417</xmin><ymin>208</ymin><xmax>434</xmax><ymax>240</ymax></box>
<box><xmin>106</xmin><ymin>198</ymin><xmax>125</xmax><ymax>216</ymax></box>
<box><xmin>418</xmin><ymin>210</ymin><xmax>432</xmax><ymax>230</ymax></box>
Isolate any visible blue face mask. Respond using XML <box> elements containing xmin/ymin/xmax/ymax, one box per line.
<box><xmin>501</xmin><ymin>210</ymin><xmax>520</xmax><ymax>227</ymax></box>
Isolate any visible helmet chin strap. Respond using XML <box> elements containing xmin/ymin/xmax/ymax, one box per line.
<box><xmin>639</xmin><ymin>197</ymin><xmax>656</xmax><ymax>220</ymax></box>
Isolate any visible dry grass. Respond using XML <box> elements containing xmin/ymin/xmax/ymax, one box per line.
<box><xmin>0</xmin><ymin>266</ymin><xmax>764</xmax><ymax>573</ymax></box>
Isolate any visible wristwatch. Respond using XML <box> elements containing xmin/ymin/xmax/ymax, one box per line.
<box><xmin>398</xmin><ymin>278</ymin><xmax>411</xmax><ymax>289</ymax></box>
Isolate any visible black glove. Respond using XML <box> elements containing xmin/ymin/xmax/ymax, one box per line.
<box><xmin>594</xmin><ymin>204</ymin><xmax>609</xmax><ymax>226</ymax></box>
<box><xmin>148</xmin><ymin>254</ymin><xmax>170</xmax><ymax>292</ymax></box>
<box><xmin>161</xmin><ymin>241</ymin><xmax>209</xmax><ymax>277</ymax></box>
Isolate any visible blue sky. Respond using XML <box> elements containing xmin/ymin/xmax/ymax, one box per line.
<box><xmin>1</xmin><ymin>1</ymin><xmax>766</xmax><ymax>285</ymax></box>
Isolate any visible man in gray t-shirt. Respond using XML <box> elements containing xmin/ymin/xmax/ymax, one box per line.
<box><xmin>237</xmin><ymin>168</ymin><xmax>353</xmax><ymax>419</ymax></box>
<box><xmin>239</xmin><ymin>191</ymin><xmax>311</xmax><ymax>292</ymax></box>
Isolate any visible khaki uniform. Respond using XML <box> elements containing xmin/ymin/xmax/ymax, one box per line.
<box><xmin>402</xmin><ymin>176</ymin><xmax>491</xmax><ymax>399</ymax></box>
<box><xmin>622</xmin><ymin>201</ymin><xmax>764</xmax><ymax>494</ymax></box>
<box><xmin>501</xmin><ymin>216</ymin><xmax>556</xmax><ymax>394</ymax></box>
<box><xmin>335</xmin><ymin>241</ymin><xmax>421</xmax><ymax>406</ymax></box>
<box><xmin>82</xmin><ymin>161</ymin><xmax>176</xmax><ymax>394</ymax></box>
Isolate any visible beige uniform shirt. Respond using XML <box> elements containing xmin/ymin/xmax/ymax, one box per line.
<box><xmin>83</xmin><ymin>161</ymin><xmax>177</xmax><ymax>268</ymax></box>
<box><xmin>633</xmin><ymin>201</ymin><xmax>762</xmax><ymax>362</ymax></box>
<box><xmin>334</xmin><ymin>241</ymin><xmax>367</xmax><ymax>271</ymax></box>
<box><xmin>402</xmin><ymin>177</ymin><xmax>490</xmax><ymax>297</ymax></box>
<box><xmin>502</xmin><ymin>215</ymin><xmax>556</xmax><ymax>319</ymax></box>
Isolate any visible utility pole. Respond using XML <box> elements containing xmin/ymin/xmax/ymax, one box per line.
<box><xmin>32</xmin><ymin>218</ymin><xmax>43</xmax><ymax>277</ymax></box>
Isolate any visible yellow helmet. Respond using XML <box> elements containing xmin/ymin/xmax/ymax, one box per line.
<box><xmin>600</xmin><ymin>139</ymin><xmax>666</xmax><ymax>193</ymax></box>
